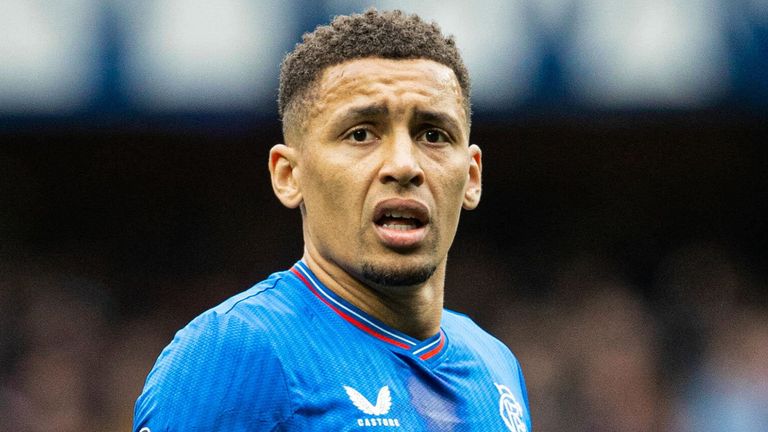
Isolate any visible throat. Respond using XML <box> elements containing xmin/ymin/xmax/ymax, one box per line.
<box><xmin>360</xmin><ymin>274</ymin><xmax>444</xmax><ymax>340</ymax></box>
<box><xmin>300</xmin><ymin>250</ymin><xmax>443</xmax><ymax>340</ymax></box>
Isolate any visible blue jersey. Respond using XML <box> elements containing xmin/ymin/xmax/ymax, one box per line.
<box><xmin>134</xmin><ymin>261</ymin><xmax>532</xmax><ymax>431</ymax></box>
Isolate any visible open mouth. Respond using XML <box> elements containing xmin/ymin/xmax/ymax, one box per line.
<box><xmin>372</xmin><ymin>199</ymin><xmax>430</xmax><ymax>248</ymax></box>
<box><xmin>373</xmin><ymin>201</ymin><xmax>429</xmax><ymax>231</ymax></box>
<box><xmin>376</xmin><ymin>210</ymin><xmax>426</xmax><ymax>230</ymax></box>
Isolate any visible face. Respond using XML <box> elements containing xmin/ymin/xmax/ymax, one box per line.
<box><xmin>274</xmin><ymin>58</ymin><xmax>482</xmax><ymax>288</ymax></box>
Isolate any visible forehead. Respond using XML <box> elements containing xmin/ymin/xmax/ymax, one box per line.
<box><xmin>309</xmin><ymin>58</ymin><xmax>467</xmax><ymax>125</ymax></box>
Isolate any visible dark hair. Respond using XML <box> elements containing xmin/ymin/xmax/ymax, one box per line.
<box><xmin>278</xmin><ymin>8</ymin><xmax>471</xmax><ymax>126</ymax></box>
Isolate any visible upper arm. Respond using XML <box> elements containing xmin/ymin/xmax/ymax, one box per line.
<box><xmin>133</xmin><ymin>311</ymin><xmax>292</xmax><ymax>431</ymax></box>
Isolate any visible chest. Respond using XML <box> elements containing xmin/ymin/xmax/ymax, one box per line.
<box><xmin>278</xmin><ymin>346</ymin><xmax>529</xmax><ymax>431</ymax></box>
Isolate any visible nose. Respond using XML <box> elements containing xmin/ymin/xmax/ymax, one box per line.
<box><xmin>379</xmin><ymin>131</ymin><xmax>424</xmax><ymax>187</ymax></box>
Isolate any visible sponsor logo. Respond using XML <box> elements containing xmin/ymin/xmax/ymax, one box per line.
<box><xmin>495</xmin><ymin>383</ymin><xmax>527</xmax><ymax>432</ymax></box>
<box><xmin>344</xmin><ymin>385</ymin><xmax>401</xmax><ymax>428</ymax></box>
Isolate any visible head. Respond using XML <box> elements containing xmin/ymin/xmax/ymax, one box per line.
<box><xmin>270</xmin><ymin>9</ymin><xmax>482</xmax><ymax>290</ymax></box>
<box><xmin>278</xmin><ymin>9</ymin><xmax>472</xmax><ymax>142</ymax></box>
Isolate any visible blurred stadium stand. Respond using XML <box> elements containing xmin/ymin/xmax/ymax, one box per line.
<box><xmin>1</xmin><ymin>1</ymin><xmax>767</xmax><ymax>431</ymax></box>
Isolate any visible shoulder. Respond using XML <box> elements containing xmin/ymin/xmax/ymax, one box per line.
<box><xmin>442</xmin><ymin>309</ymin><xmax>520</xmax><ymax>365</ymax></box>
<box><xmin>213</xmin><ymin>269</ymin><xmax>300</xmax><ymax>321</ymax></box>
<box><xmin>442</xmin><ymin>309</ymin><xmax>502</xmax><ymax>346</ymax></box>
<box><xmin>134</xmin><ymin>270</ymin><xmax>302</xmax><ymax>430</ymax></box>
<box><xmin>442</xmin><ymin>309</ymin><xmax>531</xmax><ymax>417</ymax></box>
<box><xmin>162</xmin><ymin>270</ymin><xmax>304</xmax><ymax>353</ymax></box>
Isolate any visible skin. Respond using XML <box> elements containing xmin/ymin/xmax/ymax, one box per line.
<box><xmin>269</xmin><ymin>58</ymin><xmax>482</xmax><ymax>340</ymax></box>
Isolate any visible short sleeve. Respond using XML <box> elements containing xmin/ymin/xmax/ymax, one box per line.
<box><xmin>133</xmin><ymin>310</ymin><xmax>293</xmax><ymax>431</ymax></box>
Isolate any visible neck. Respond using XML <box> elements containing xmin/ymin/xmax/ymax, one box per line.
<box><xmin>301</xmin><ymin>249</ymin><xmax>444</xmax><ymax>340</ymax></box>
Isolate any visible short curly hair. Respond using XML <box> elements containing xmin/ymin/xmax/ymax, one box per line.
<box><xmin>278</xmin><ymin>9</ymin><xmax>471</xmax><ymax>133</ymax></box>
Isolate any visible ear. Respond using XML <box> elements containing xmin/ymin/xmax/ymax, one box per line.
<box><xmin>463</xmin><ymin>144</ymin><xmax>482</xmax><ymax>210</ymax></box>
<box><xmin>268</xmin><ymin>144</ymin><xmax>302</xmax><ymax>209</ymax></box>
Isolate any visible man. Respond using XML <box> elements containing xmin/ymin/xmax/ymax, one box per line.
<box><xmin>134</xmin><ymin>9</ymin><xmax>531</xmax><ymax>431</ymax></box>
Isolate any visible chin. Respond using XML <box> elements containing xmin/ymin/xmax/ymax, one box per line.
<box><xmin>360</xmin><ymin>260</ymin><xmax>438</xmax><ymax>287</ymax></box>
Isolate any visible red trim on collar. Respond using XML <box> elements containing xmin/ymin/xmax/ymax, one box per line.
<box><xmin>418</xmin><ymin>332</ymin><xmax>445</xmax><ymax>361</ymax></box>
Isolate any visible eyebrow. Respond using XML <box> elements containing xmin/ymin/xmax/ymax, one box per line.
<box><xmin>334</xmin><ymin>104</ymin><xmax>464</xmax><ymax>137</ymax></box>
<box><xmin>412</xmin><ymin>109</ymin><xmax>463</xmax><ymax>136</ymax></box>
<box><xmin>338</xmin><ymin>104</ymin><xmax>389</xmax><ymax>123</ymax></box>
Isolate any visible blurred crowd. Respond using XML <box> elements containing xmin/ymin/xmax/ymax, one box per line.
<box><xmin>452</xmin><ymin>241</ymin><xmax>768</xmax><ymax>432</ymax></box>
<box><xmin>1</xmin><ymin>241</ymin><xmax>766</xmax><ymax>431</ymax></box>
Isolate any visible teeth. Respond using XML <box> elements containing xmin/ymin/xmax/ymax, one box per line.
<box><xmin>385</xmin><ymin>211</ymin><xmax>413</xmax><ymax>219</ymax></box>
<box><xmin>382</xmin><ymin>223</ymin><xmax>415</xmax><ymax>230</ymax></box>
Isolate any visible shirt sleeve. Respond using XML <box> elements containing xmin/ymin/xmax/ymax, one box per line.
<box><xmin>514</xmin><ymin>354</ymin><xmax>532</xmax><ymax>430</ymax></box>
<box><xmin>133</xmin><ymin>310</ymin><xmax>293</xmax><ymax>431</ymax></box>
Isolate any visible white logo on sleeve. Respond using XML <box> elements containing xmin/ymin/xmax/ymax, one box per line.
<box><xmin>344</xmin><ymin>385</ymin><xmax>401</xmax><ymax>427</ymax></box>
<box><xmin>495</xmin><ymin>383</ymin><xmax>527</xmax><ymax>432</ymax></box>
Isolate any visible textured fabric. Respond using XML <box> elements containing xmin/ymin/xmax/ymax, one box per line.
<box><xmin>134</xmin><ymin>261</ymin><xmax>532</xmax><ymax>431</ymax></box>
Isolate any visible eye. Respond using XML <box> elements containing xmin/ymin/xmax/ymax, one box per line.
<box><xmin>419</xmin><ymin>129</ymin><xmax>449</xmax><ymax>144</ymax></box>
<box><xmin>345</xmin><ymin>128</ymin><xmax>376</xmax><ymax>143</ymax></box>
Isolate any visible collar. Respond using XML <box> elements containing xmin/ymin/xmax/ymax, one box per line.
<box><xmin>290</xmin><ymin>261</ymin><xmax>447</xmax><ymax>362</ymax></box>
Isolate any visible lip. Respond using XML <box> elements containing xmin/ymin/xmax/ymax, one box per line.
<box><xmin>372</xmin><ymin>198</ymin><xmax>430</xmax><ymax>249</ymax></box>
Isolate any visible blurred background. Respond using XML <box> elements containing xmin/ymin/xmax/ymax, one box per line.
<box><xmin>1</xmin><ymin>0</ymin><xmax>766</xmax><ymax>431</ymax></box>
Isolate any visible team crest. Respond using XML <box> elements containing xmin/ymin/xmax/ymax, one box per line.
<box><xmin>494</xmin><ymin>383</ymin><xmax>527</xmax><ymax>432</ymax></box>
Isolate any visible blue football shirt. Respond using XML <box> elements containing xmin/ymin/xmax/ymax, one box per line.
<box><xmin>134</xmin><ymin>261</ymin><xmax>532</xmax><ymax>431</ymax></box>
